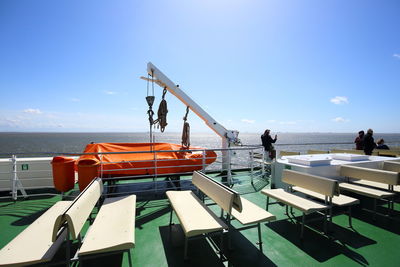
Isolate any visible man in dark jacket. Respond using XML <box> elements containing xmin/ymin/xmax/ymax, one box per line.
<box><xmin>363</xmin><ymin>128</ymin><xmax>376</xmax><ymax>155</ymax></box>
<box><xmin>261</xmin><ymin>129</ymin><xmax>277</xmax><ymax>159</ymax></box>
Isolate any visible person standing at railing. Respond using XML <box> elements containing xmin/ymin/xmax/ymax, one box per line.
<box><xmin>354</xmin><ymin>130</ymin><xmax>365</xmax><ymax>150</ymax></box>
<box><xmin>376</xmin><ymin>138</ymin><xmax>389</xmax><ymax>150</ymax></box>
<box><xmin>363</xmin><ymin>128</ymin><xmax>376</xmax><ymax>155</ymax></box>
<box><xmin>261</xmin><ymin>129</ymin><xmax>277</xmax><ymax>160</ymax></box>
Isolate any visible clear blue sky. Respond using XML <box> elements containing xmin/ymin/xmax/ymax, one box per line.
<box><xmin>1</xmin><ymin>0</ymin><xmax>399</xmax><ymax>133</ymax></box>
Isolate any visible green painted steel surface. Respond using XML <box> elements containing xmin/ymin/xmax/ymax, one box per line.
<box><xmin>1</xmin><ymin>174</ymin><xmax>399</xmax><ymax>266</ymax></box>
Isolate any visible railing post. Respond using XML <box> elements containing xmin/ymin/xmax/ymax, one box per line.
<box><xmin>99</xmin><ymin>154</ymin><xmax>103</xmax><ymax>179</ymax></box>
<box><xmin>227</xmin><ymin>149</ymin><xmax>232</xmax><ymax>186</ymax></box>
<box><xmin>153</xmin><ymin>149</ymin><xmax>158</xmax><ymax>193</ymax></box>
<box><xmin>202</xmin><ymin>150</ymin><xmax>206</xmax><ymax>172</ymax></box>
<box><xmin>250</xmin><ymin>149</ymin><xmax>254</xmax><ymax>185</ymax></box>
<box><xmin>11</xmin><ymin>155</ymin><xmax>27</xmax><ymax>201</ymax></box>
<box><xmin>261</xmin><ymin>149</ymin><xmax>265</xmax><ymax>176</ymax></box>
<box><xmin>11</xmin><ymin>155</ymin><xmax>17</xmax><ymax>201</ymax></box>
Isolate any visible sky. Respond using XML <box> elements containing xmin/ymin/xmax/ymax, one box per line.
<box><xmin>0</xmin><ymin>0</ymin><xmax>399</xmax><ymax>134</ymax></box>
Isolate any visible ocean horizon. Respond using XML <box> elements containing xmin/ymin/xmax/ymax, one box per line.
<box><xmin>1</xmin><ymin>132</ymin><xmax>400</xmax><ymax>158</ymax></box>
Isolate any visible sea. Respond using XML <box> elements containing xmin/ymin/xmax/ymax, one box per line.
<box><xmin>1</xmin><ymin>132</ymin><xmax>400</xmax><ymax>158</ymax></box>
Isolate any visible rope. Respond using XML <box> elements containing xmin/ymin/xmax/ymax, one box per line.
<box><xmin>181</xmin><ymin>106</ymin><xmax>190</xmax><ymax>149</ymax></box>
<box><xmin>154</xmin><ymin>87</ymin><xmax>168</xmax><ymax>132</ymax></box>
<box><xmin>147</xmin><ymin>109</ymin><xmax>154</xmax><ymax>125</ymax></box>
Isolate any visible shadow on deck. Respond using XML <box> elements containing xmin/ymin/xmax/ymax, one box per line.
<box><xmin>266</xmin><ymin>218</ymin><xmax>372</xmax><ymax>265</ymax></box>
<box><xmin>159</xmin><ymin>224</ymin><xmax>276</xmax><ymax>267</ymax></box>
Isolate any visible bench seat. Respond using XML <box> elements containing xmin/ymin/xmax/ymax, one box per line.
<box><xmin>78</xmin><ymin>195</ymin><xmax>137</xmax><ymax>256</ymax></box>
<box><xmin>261</xmin><ymin>188</ymin><xmax>327</xmax><ymax>214</ymax></box>
<box><xmin>231</xmin><ymin>197</ymin><xmax>276</xmax><ymax>225</ymax></box>
<box><xmin>352</xmin><ymin>180</ymin><xmax>400</xmax><ymax>193</ymax></box>
<box><xmin>0</xmin><ymin>201</ymin><xmax>72</xmax><ymax>267</ymax></box>
<box><xmin>339</xmin><ymin>182</ymin><xmax>395</xmax><ymax>199</ymax></box>
<box><xmin>166</xmin><ymin>190</ymin><xmax>227</xmax><ymax>238</ymax></box>
<box><xmin>292</xmin><ymin>186</ymin><xmax>360</xmax><ymax>206</ymax></box>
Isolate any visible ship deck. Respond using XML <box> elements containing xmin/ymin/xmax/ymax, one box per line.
<box><xmin>1</xmin><ymin>171</ymin><xmax>399</xmax><ymax>267</ymax></box>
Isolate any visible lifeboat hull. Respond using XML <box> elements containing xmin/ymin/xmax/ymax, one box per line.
<box><xmin>78</xmin><ymin>143</ymin><xmax>217</xmax><ymax>177</ymax></box>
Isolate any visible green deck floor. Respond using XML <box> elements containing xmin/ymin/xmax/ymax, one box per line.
<box><xmin>1</xmin><ymin>174</ymin><xmax>400</xmax><ymax>267</ymax></box>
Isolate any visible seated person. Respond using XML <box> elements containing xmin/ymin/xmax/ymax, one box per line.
<box><xmin>376</xmin><ymin>138</ymin><xmax>389</xmax><ymax>150</ymax></box>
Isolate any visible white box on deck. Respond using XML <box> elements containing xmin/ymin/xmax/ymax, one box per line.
<box><xmin>331</xmin><ymin>153</ymin><xmax>369</xmax><ymax>161</ymax></box>
<box><xmin>287</xmin><ymin>155</ymin><xmax>332</xmax><ymax>166</ymax></box>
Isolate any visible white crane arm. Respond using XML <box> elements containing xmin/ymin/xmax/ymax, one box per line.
<box><xmin>144</xmin><ymin>62</ymin><xmax>240</xmax><ymax>146</ymax></box>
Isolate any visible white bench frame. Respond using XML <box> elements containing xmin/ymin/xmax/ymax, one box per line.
<box><xmin>194</xmin><ymin>171</ymin><xmax>276</xmax><ymax>251</ymax></box>
<box><xmin>262</xmin><ymin>170</ymin><xmax>340</xmax><ymax>239</ymax></box>
<box><xmin>291</xmin><ymin>185</ymin><xmax>359</xmax><ymax>228</ymax></box>
<box><xmin>0</xmin><ymin>201</ymin><xmax>72</xmax><ymax>266</ymax></box>
<box><xmin>75</xmin><ymin>194</ymin><xmax>136</xmax><ymax>266</ymax></box>
<box><xmin>166</xmin><ymin>188</ymin><xmax>228</xmax><ymax>260</ymax></box>
<box><xmin>0</xmin><ymin>178</ymin><xmax>136</xmax><ymax>267</ymax></box>
<box><xmin>166</xmin><ymin>171</ymin><xmax>275</xmax><ymax>260</ymax></box>
<box><xmin>340</xmin><ymin>165</ymin><xmax>399</xmax><ymax>218</ymax></box>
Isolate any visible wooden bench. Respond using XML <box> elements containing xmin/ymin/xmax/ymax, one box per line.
<box><xmin>339</xmin><ymin>165</ymin><xmax>398</xmax><ymax>216</ymax></box>
<box><xmin>166</xmin><ymin>171</ymin><xmax>275</xmax><ymax>259</ymax></box>
<box><xmin>376</xmin><ymin>150</ymin><xmax>400</xmax><ymax>157</ymax></box>
<box><xmin>351</xmin><ymin>161</ymin><xmax>400</xmax><ymax>193</ymax></box>
<box><xmin>0</xmin><ymin>178</ymin><xmax>136</xmax><ymax>267</ymax></box>
<box><xmin>0</xmin><ymin>201</ymin><xmax>72</xmax><ymax>266</ymax></box>
<box><xmin>279</xmin><ymin>151</ymin><xmax>300</xmax><ymax>157</ymax></box>
<box><xmin>330</xmin><ymin>149</ymin><xmax>380</xmax><ymax>155</ymax></box>
<box><xmin>261</xmin><ymin>170</ymin><xmax>340</xmax><ymax>239</ymax></box>
<box><xmin>307</xmin><ymin>150</ymin><xmax>329</xmax><ymax>155</ymax></box>
<box><xmin>291</xmin><ymin>186</ymin><xmax>359</xmax><ymax>227</ymax></box>
<box><xmin>383</xmin><ymin>161</ymin><xmax>400</xmax><ymax>172</ymax></box>
<box><xmin>194</xmin><ymin>172</ymin><xmax>276</xmax><ymax>251</ymax></box>
<box><xmin>55</xmin><ymin>178</ymin><xmax>136</xmax><ymax>266</ymax></box>
<box><xmin>77</xmin><ymin>195</ymin><xmax>136</xmax><ymax>264</ymax></box>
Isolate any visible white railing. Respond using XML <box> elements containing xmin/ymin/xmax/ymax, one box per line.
<box><xmin>0</xmin><ymin>145</ymin><xmax>266</xmax><ymax>200</ymax></box>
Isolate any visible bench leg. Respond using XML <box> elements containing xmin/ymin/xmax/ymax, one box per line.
<box><xmin>184</xmin><ymin>237</ymin><xmax>189</xmax><ymax>260</ymax></box>
<box><xmin>290</xmin><ymin>207</ymin><xmax>295</xmax><ymax>218</ymax></box>
<box><xmin>348</xmin><ymin>206</ymin><xmax>353</xmax><ymax>228</ymax></box>
<box><xmin>66</xmin><ymin>227</ymin><xmax>71</xmax><ymax>267</ymax></box>
<box><xmin>127</xmin><ymin>250</ymin><xmax>133</xmax><ymax>267</ymax></box>
<box><xmin>388</xmin><ymin>197</ymin><xmax>393</xmax><ymax>216</ymax></box>
<box><xmin>257</xmin><ymin>223</ymin><xmax>263</xmax><ymax>252</ymax></box>
<box><xmin>169</xmin><ymin>208</ymin><xmax>173</xmax><ymax>226</ymax></box>
<box><xmin>219</xmin><ymin>231</ymin><xmax>224</xmax><ymax>261</ymax></box>
<box><xmin>300</xmin><ymin>213</ymin><xmax>305</xmax><ymax>240</ymax></box>
<box><xmin>266</xmin><ymin>196</ymin><xmax>270</xmax><ymax>211</ymax></box>
<box><xmin>323</xmin><ymin>209</ymin><xmax>328</xmax><ymax>235</ymax></box>
<box><xmin>226</xmin><ymin>215</ymin><xmax>232</xmax><ymax>250</ymax></box>
<box><xmin>373</xmin><ymin>199</ymin><xmax>377</xmax><ymax>221</ymax></box>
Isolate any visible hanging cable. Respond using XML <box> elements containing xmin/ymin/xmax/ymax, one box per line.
<box><xmin>181</xmin><ymin>106</ymin><xmax>190</xmax><ymax>149</ymax></box>
<box><xmin>154</xmin><ymin>87</ymin><xmax>168</xmax><ymax>132</ymax></box>
<box><xmin>145</xmin><ymin>70</ymin><xmax>156</xmax><ymax>145</ymax></box>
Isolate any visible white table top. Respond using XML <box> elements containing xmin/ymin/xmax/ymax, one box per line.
<box><xmin>277</xmin><ymin>153</ymin><xmax>399</xmax><ymax>168</ymax></box>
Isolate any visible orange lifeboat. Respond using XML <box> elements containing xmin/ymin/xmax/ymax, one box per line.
<box><xmin>77</xmin><ymin>143</ymin><xmax>217</xmax><ymax>177</ymax></box>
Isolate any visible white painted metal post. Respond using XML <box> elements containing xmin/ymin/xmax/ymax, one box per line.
<box><xmin>261</xmin><ymin>149</ymin><xmax>265</xmax><ymax>176</ymax></box>
<box><xmin>202</xmin><ymin>150</ymin><xmax>206</xmax><ymax>172</ymax></box>
<box><xmin>11</xmin><ymin>155</ymin><xmax>17</xmax><ymax>200</ymax></box>
<box><xmin>11</xmin><ymin>155</ymin><xmax>27</xmax><ymax>200</ymax></box>
<box><xmin>153</xmin><ymin>149</ymin><xmax>159</xmax><ymax>194</ymax></box>
<box><xmin>227</xmin><ymin>148</ymin><xmax>232</xmax><ymax>185</ymax></box>
<box><xmin>250</xmin><ymin>149</ymin><xmax>254</xmax><ymax>185</ymax></box>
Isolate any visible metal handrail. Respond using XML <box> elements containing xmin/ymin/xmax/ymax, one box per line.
<box><xmin>1</xmin><ymin>145</ymin><xmax>266</xmax><ymax>200</ymax></box>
